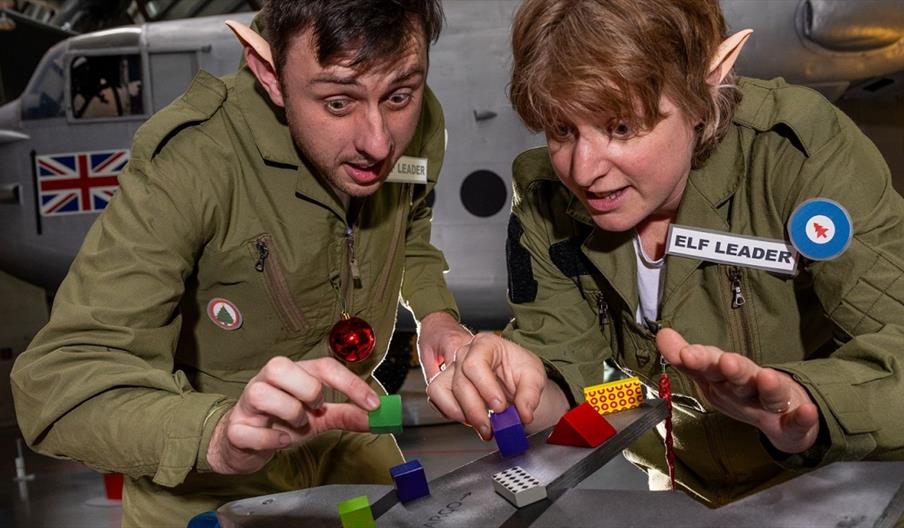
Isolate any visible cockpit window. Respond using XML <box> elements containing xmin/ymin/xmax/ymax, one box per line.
<box><xmin>69</xmin><ymin>54</ymin><xmax>144</xmax><ymax>119</ymax></box>
<box><xmin>20</xmin><ymin>42</ymin><xmax>66</xmax><ymax>120</ymax></box>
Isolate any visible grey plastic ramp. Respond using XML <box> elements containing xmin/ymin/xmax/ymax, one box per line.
<box><xmin>217</xmin><ymin>400</ymin><xmax>667</xmax><ymax>527</ymax></box>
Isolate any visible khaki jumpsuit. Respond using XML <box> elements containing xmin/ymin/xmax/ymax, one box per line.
<box><xmin>12</xmin><ymin>54</ymin><xmax>457</xmax><ymax>526</ymax></box>
<box><xmin>504</xmin><ymin>77</ymin><xmax>904</xmax><ymax>505</ymax></box>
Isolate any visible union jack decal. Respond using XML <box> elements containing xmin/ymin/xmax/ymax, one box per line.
<box><xmin>36</xmin><ymin>149</ymin><xmax>128</xmax><ymax>216</ymax></box>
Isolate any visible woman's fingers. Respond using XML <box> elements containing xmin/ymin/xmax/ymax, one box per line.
<box><xmin>425</xmin><ymin>368</ymin><xmax>467</xmax><ymax>425</ymax></box>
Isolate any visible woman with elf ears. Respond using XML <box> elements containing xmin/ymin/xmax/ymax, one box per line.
<box><xmin>426</xmin><ymin>0</ymin><xmax>904</xmax><ymax>506</ymax></box>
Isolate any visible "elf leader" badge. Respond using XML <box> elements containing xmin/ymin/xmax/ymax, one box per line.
<box><xmin>788</xmin><ymin>199</ymin><xmax>853</xmax><ymax>261</ymax></box>
<box><xmin>666</xmin><ymin>224</ymin><xmax>798</xmax><ymax>274</ymax></box>
<box><xmin>207</xmin><ymin>298</ymin><xmax>243</xmax><ymax>331</ymax></box>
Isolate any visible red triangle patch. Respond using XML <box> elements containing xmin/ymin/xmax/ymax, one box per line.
<box><xmin>547</xmin><ymin>402</ymin><xmax>616</xmax><ymax>447</ymax></box>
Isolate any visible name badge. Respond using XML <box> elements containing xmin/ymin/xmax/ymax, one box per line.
<box><xmin>666</xmin><ymin>224</ymin><xmax>798</xmax><ymax>275</ymax></box>
<box><xmin>386</xmin><ymin>156</ymin><xmax>428</xmax><ymax>184</ymax></box>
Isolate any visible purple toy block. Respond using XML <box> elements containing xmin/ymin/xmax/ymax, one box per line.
<box><xmin>490</xmin><ymin>406</ymin><xmax>522</xmax><ymax>430</ymax></box>
<box><xmin>389</xmin><ymin>459</ymin><xmax>429</xmax><ymax>503</ymax></box>
<box><xmin>491</xmin><ymin>406</ymin><xmax>529</xmax><ymax>457</ymax></box>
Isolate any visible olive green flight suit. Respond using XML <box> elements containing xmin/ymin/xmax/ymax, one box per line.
<box><xmin>504</xmin><ymin>77</ymin><xmax>904</xmax><ymax>505</ymax></box>
<box><xmin>11</xmin><ymin>50</ymin><xmax>457</xmax><ymax>528</ymax></box>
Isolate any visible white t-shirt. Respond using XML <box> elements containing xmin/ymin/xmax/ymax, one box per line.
<box><xmin>633</xmin><ymin>233</ymin><xmax>665</xmax><ymax>326</ymax></box>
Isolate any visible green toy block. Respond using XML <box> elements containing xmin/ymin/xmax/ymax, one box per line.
<box><xmin>337</xmin><ymin>495</ymin><xmax>376</xmax><ymax>528</ymax></box>
<box><xmin>369</xmin><ymin>394</ymin><xmax>403</xmax><ymax>434</ymax></box>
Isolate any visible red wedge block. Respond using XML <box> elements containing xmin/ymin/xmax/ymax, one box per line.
<box><xmin>547</xmin><ymin>401</ymin><xmax>616</xmax><ymax>447</ymax></box>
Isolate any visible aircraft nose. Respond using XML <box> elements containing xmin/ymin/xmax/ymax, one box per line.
<box><xmin>0</xmin><ymin>99</ymin><xmax>23</xmax><ymax>136</ymax></box>
<box><xmin>801</xmin><ymin>0</ymin><xmax>904</xmax><ymax>51</ymax></box>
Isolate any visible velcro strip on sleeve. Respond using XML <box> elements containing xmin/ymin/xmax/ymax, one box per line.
<box><xmin>549</xmin><ymin>237</ymin><xmax>591</xmax><ymax>277</ymax></box>
<box><xmin>506</xmin><ymin>214</ymin><xmax>538</xmax><ymax>304</ymax></box>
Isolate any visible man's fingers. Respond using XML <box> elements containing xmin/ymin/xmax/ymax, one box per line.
<box><xmin>301</xmin><ymin>357</ymin><xmax>380</xmax><ymax>411</ymax></box>
<box><xmin>307</xmin><ymin>402</ymin><xmax>371</xmax><ymax>435</ymax></box>
<box><xmin>416</xmin><ymin>311</ymin><xmax>473</xmax><ymax>382</ymax></box>
<box><xmin>655</xmin><ymin>328</ymin><xmax>690</xmax><ymax>366</ymax></box>
<box><xmin>258</xmin><ymin>356</ymin><xmax>324</xmax><ymax>406</ymax></box>
<box><xmin>421</xmin><ymin>357</ymin><xmax>442</xmax><ymax>383</ymax></box>
<box><xmin>241</xmin><ymin>380</ymin><xmax>309</xmax><ymax>429</ymax></box>
<box><xmin>226</xmin><ymin>422</ymin><xmax>289</xmax><ymax>452</ymax></box>
<box><xmin>234</xmin><ymin>356</ymin><xmax>380</xmax><ymax>446</ymax></box>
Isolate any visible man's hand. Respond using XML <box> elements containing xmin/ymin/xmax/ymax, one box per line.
<box><xmin>656</xmin><ymin>328</ymin><xmax>820</xmax><ymax>454</ymax></box>
<box><xmin>206</xmin><ymin>357</ymin><xmax>380</xmax><ymax>475</ymax></box>
<box><xmin>425</xmin><ymin>333</ymin><xmax>567</xmax><ymax>440</ymax></box>
<box><xmin>417</xmin><ymin>311</ymin><xmax>473</xmax><ymax>382</ymax></box>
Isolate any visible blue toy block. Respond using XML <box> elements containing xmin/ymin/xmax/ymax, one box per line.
<box><xmin>187</xmin><ymin>511</ymin><xmax>220</xmax><ymax>528</ymax></box>
<box><xmin>389</xmin><ymin>459</ymin><xmax>430</xmax><ymax>503</ymax></box>
<box><xmin>491</xmin><ymin>406</ymin><xmax>529</xmax><ymax>457</ymax></box>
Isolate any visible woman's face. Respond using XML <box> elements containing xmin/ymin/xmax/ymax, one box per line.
<box><xmin>547</xmin><ymin>95</ymin><xmax>697</xmax><ymax>232</ymax></box>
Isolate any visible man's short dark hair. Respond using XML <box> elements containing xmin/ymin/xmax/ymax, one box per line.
<box><xmin>265</xmin><ymin>0</ymin><xmax>444</xmax><ymax>74</ymax></box>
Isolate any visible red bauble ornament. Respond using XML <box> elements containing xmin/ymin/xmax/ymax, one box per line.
<box><xmin>329</xmin><ymin>314</ymin><xmax>375</xmax><ymax>363</ymax></box>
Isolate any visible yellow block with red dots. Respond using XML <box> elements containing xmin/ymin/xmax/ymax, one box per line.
<box><xmin>583</xmin><ymin>377</ymin><xmax>644</xmax><ymax>415</ymax></box>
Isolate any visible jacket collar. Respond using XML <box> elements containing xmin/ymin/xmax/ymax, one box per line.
<box><xmin>232</xmin><ymin>14</ymin><xmax>348</xmax><ymax>218</ymax></box>
<box><xmin>233</xmin><ymin>66</ymin><xmax>301</xmax><ymax>167</ymax></box>
<box><xmin>232</xmin><ymin>67</ymin><xmax>349</xmax><ymax>220</ymax></box>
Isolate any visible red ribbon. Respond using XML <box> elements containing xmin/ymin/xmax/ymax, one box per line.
<box><xmin>659</xmin><ymin>372</ymin><xmax>675</xmax><ymax>490</ymax></box>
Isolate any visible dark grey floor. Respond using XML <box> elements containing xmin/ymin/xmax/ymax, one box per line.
<box><xmin>1</xmin><ymin>369</ymin><xmax>648</xmax><ymax>528</ymax></box>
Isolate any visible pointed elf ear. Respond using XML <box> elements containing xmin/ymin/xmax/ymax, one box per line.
<box><xmin>225</xmin><ymin>19</ymin><xmax>284</xmax><ymax>107</ymax></box>
<box><xmin>707</xmin><ymin>29</ymin><xmax>753</xmax><ymax>86</ymax></box>
<box><xmin>225</xmin><ymin>19</ymin><xmax>274</xmax><ymax>68</ymax></box>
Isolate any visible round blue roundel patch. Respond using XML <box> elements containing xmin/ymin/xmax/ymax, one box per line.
<box><xmin>788</xmin><ymin>199</ymin><xmax>852</xmax><ymax>261</ymax></box>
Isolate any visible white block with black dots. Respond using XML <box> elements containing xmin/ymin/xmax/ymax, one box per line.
<box><xmin>491</xmin><ymin>466</ymin><xmax>548</xmax><ymax>508</ymax></box>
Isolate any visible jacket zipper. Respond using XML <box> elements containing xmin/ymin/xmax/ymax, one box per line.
<box><xmin>253</xmin><ymin>235</ymin><xmax>308</xmax><ymax>333</ymax></box>
<box><xmin>377</xmin><ymin>184</ymin><xmax>411</xmax><ymax>302</ymax></box>
<box><xmin>345</xmin><ymin>226</ymin><xmax>362</xmax><ymax>289</ymax></box>
<box><xmin>727</xmin><ymin>266</ymin><xmax>755</xmax><ymax>358</ymax></box>
<box><xmin>596</xmin><ymin>291</ymin><xmax>609</xmax><ymax>328</ymax></box>
<box><xmin>728</xmin><ymin>266</ymin><xmax>746</xmax><ymax>309</ymax></box>
<box><xmin>700</xmin><ymin>265</ymin><xmax>756</xmax><ymax>493</ymax></box>
<box><xmin>342</xmin><ymin>225</ymin><xmax>361</xmax><ymax>315</ymax></box>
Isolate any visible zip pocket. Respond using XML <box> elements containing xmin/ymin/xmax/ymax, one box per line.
<box><xmin>726</xmin><ymin>265</ymin><xmax>755</xmax><ymax>359</ymax></box>
<box><xmin>251</xmin><ymin>234</ymin><xmax>308</xmax><ymax>334</ymax></box>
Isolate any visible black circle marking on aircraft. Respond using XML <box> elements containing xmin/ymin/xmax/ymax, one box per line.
<box><xmin>460</xmin><ymin>170</ymin><xmax>507</xmax><ymax>217</ymax></box>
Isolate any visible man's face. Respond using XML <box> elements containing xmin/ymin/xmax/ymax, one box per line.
<box><xmin>277</xmin><ymin>30</ymin><xmax>427</xmax><ymax>199</ymax></box>
<box><xmin>547</xmin><ymin>95</ymin><xmax>697</xmax><ymax>232</ymax></box>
